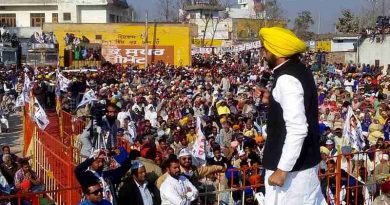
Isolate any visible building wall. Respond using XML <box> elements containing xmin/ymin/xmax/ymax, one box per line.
<box><xmin>331</xmin><ymin>39</ymin><xmax>356</xmax><ymax>52</ymax></box>
<box><xmin>1</xmin><ymin>6</ymin><xmax>58</xmax><ymax>27</ymax></box>
<box><xmin>79</xmin><ymin>6</ymin><xmax>107</xmax><ymax>23</ymax></box>
<box><xmin>326</xmin><ymin>51</ymin><xmax>356</xmax><ymax>64</ymax></box>
<box><xmin>1</xmin><ymin>1</ymin><xmax>132</xmax><ymax>27</ymax></box>
<box><xmin>232</xmin><ymin>18</ymin><xmax>286</xmax><ymax>41</ymax></box>
<box><xmin>107</xmin><ymin>5</ymin><xmax>132</xmax><ymax>22</ymax></box>
<box><xmin>359</xmin><ymin>36</ymin><xmax>390</xmax><ymax>74</ymax></box>
<box><xmin>191</xmin><ymin>18</ymin><xmax>230</xmax><ymax>40</ymax></box>
<box><xmin>315</xmin><ymin>40</ymin><xmax>331</xmax><ymax>52</ymax></box>
<box><xmin>344</xmin><ymin>52</ymin><xmax>357</xmax><ymax>64</ymax></box>
<box><xmin>58</xmin><ymin>3</ymin><xmax>79</xmax><ymax>23</ymax></box>
<box><xmin>43</xmin><ymin>23</ymin><xmax>192</xmax><ymax>67</ymax></box>
<box><xmin>192</xmin><ymin>39</ymin><xmax>223</xmax><ymax>47</ymax></box>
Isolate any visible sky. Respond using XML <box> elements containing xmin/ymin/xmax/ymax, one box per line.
<box><xmin>128</xmin><ymin>0</ymin><xmax>369</xmax><ymax>34</ymax></box>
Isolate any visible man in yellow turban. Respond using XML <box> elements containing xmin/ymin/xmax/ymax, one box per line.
<box><xmin>257</xmin><ymin>27</ymin><xmax>326</xmax><ymax>205</ymax></box>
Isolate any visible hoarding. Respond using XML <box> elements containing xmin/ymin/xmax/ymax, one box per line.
<box><xmin>102</xmin><ymin>45</ymin><xmax>174</xmax><ymax>65</ymax></box>
<box><xmin>43</xmin><ymin>23</ymin><xmax>191</xmax><ymax>67</ymax></box>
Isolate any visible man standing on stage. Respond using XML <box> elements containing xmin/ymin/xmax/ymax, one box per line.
<box><xmin>258</xmin><ymin>27</ymin><xmax>326</xmax><ymax>205</ymax></box>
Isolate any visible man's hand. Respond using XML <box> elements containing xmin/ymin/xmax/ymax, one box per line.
<box><xmin>254</xmin><ymin>86</ymin><xmax>270</xmax><ymax>105</ymax></box>
<box><xmin>268</xmin><ymin>169</ymin><xmax>288</xmax><ymax>187</ymax></box>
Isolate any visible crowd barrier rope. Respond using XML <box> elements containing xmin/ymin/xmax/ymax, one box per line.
<box><xmin>18</xmin><ymin>106</ymin><xmax>390</xmax><ymax>205</ymax></box>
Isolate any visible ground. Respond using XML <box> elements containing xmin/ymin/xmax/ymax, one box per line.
<box><xmin>0</xmin><ymin>113</ymin><xmax>23</xmax><ymax>156</ymax></box>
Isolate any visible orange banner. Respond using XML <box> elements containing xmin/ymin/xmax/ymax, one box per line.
<box><xmin>102</xmin><ymin>45</ymin><xmax>174</xmax><ymax>65</ymax></box>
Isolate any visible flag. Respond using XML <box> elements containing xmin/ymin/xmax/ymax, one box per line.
<box><xmin>14</xmin><ymin>95</ymin><xmax>24</xmax><ymax>108</ymax></box>
<box><xmin>33</xmin><ymin>98</ymin><xmax>49</xmax><ymax>130</ymax></box>
<box><xmin>192</xmin><ymin>117</ymin><xmax>206</xmax><ymax>162</ymax></box>
<box><xmin>77</xmin><ymin>89</ymin><xmax>97</xmax><ymax>109</ymax></box>
<box><xmin>343</xmin><ymin>106</ymin><xmax>365</xmax><ymax>151</ymax></box>
<box><xmin>22</xmin><ymin>73</ymin><xmax>31</xmax><ymax>103</ymax></box>
<box><xmin>57</xmin><ymin>72</ymin><xmax>70</xmax><ymax>92</ymax></box>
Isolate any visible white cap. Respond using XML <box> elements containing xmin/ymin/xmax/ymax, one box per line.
<box><xmin>157</xmin><ymin>130</ymin><xmax>165</xmax><ymax>137</ymax></box>
<box><xmin>178</xmin><ymin>148</ymin><xmax>191</xmax><ymax>158</ymax></box>
<box><xmin>325</xmin><ymin>139</ymin><xmax>334</xmax><ymax>145</ymax></box>
<box><xmin>131</xmin><ymin>160</ymin><xmax>144</xmax><ymax>170</ymax></box>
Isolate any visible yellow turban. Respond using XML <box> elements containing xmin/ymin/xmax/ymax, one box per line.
<box><xmin>320</xmin><ymin>146</ymin><xmax>330</xmax><ymax>156</ymax></box>
<box><xmin>259</xmin><ymin>27</ymin><xmax>307</xmax><ymax>57</ymax></box>
<box><xmin>179</xmin><ymin>117</ymin><xmax>189</xmax><ymax>126</ymax></box>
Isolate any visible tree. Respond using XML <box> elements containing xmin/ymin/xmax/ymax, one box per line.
<box><xmin>357</xmin><ymin>0</ymin><xmax>390</xmax><ymax>30</ymax></box>
<box><xmin>197</xmin><ymin>0</ymin><xmax>228</xmax><ymax>47</ymax></box>
<box><xmin>293</xmin><ymin>10</ymin><xmax>315</xmax><ymax>41</ymax></box>
<box><xmin>209</xmin><ymin>10</ymin><xmax>229</xmax><ymax>46</ymax></box>
<box><xmin>335</xmin><ymin>9</ymin><xmax>359</xmax><ymax>34</ymax></box>
<box><xmin>264</xmin><ymin>0</ymin><xmax>285</xmax><ymax>20</ymax></box>
<box><xmin>156</xmin><ymin>0</ymin><xmax>187</xmax><ymax>22</ymax></box>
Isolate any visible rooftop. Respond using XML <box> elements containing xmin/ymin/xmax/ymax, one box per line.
<box><xmin>1</xmin><ymin>0</ymin><xmax>57</xmax><ymax>4</ymax></box>
<box><xmin>183</xmin><ymin>0</ymin><xmax>225</xmax><ymax>11</ymax></box>
<box><xmin>314</xmin><ymin>33</ymin><xmax>359</xmax><ymax>41</ymax></box>
<box><xmin>184</xmin><ymin>4</ymin><xmax>225</xmax><ymax>11</ymax></box>
<box><xmin>0</xmin><ymin>0</ymin><xmax>127</xmax><ymax>6</ymax></box>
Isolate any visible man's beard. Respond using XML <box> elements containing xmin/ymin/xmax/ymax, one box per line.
<box><xmin>266</xmin><ymin>55</ymin><xmax>278</xmax><ymax>69</ymax></box>
<box><xmin>106</xmin><ymin>116</ymin><xmax>116</xmax><ymax>125</ymax></box>
<box><xmin>170</xmin><ymin>172</ymin><xmax>180</xmax><ymax>179</ymax></box>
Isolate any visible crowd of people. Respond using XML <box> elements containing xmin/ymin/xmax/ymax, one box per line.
<box><xmin>0</xmin><ymin>145</ymin><xmax>43</xmax><ymax>205</ymax></box>
<box><xmin>0</xmin><ymin>34</ymin><xmax>390</xmax><ymax>204</ymax></box>
<box><xmin>64</xmin><ymin>51</ymin><xmax>388</xmax><ymax>204</ymax></box>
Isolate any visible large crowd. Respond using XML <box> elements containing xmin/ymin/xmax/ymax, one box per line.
<box><xmin>0</xmin><ymin>46</ymin><xmax>390</xmax><ymax>205</ymax></box>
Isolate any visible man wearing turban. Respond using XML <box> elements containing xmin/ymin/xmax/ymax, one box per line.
<box><xmin>256</xmin><ymin>27</ymin><xmax>325</xmax><ymax>205</ymax></box>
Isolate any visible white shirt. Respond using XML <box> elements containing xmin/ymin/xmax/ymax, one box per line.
<box><xmin>272</xmin><ymin>61</ymin><xmax>309</xmax><ymax>172</ymax></box>
<box><xmin>134</xmin><ymin>179</ymin><xmax>153</xmax><ymax>205</ymax></box>
<box><xmin>344</xmin><ymin>79</ymin><xmax>354</xmax><ymax>93</ymax></box>
<box><xmin>160</xmin><ymin>174</ymin><xmax>198</xmax><ymax>205</ymax></box>
<box><xmin>117</xmin><ymin>111</ymin><xmax>130</xmax><ymax>128</ymax></box>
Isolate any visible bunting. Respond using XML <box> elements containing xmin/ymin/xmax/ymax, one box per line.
<box><xmin>77</xmin><ymin>89</ymin><xmax>97</xmax><ymax>109</ymax></box>
<box><xmin>33</xmin><ymin>98</ymin><xmax>49</xmax><ymax>130</ymax></box>
<box><xmin>343</xmin><ymin>106</ymin><xmax>365</xmax><ymax>151</ymax></box>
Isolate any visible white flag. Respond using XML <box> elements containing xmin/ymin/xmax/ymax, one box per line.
<box><xmin>33</xmin><ymin>98</ymin><xmax>49</xmax><ymax>130</ymax></box>
<box><xmin>14</xmin><ymin>95</ymin><xmax>24</xmax><ymax>108</ymax></box>
<box><xmin>77</xmin><ymin>90</ymin><xmax>97</xmax><ymax>109</ymax></box>
<box><xmin>192</xmin><ymin>117</ymin><xmax>206</xmax><ymax>161</ymax></box>
<box><xmin>22</xmin><ymin>73</ymin><xmax>31</xmax><ymax>103</ymax></box>
<box><xmin>343</xmin><ymin>106</ymin><xmax>365</xmax><ymax>151</ymax></box>
<box><xmin>57</xmin><ymin>72</ymin><xmax>71</xmax><ymax>91</ymax></box>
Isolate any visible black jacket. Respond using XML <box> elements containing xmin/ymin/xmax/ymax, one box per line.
<box><xmin>118</xmin><ymin>177</ymin><xmax>161</xmax><ymax>205</ymax></box>
<box><xmin>263</xmin><ymin>59</ymin><xmax>321</xmax><ymax>172</ymax></box>
<box><xmin>74</xmin><ymin>156</ymin><xmax>132</xmax><ymax>187</ymax></box>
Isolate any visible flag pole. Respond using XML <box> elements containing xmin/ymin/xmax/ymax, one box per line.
<box><xmin>144</xmin><ymin>11</ymin><xmax>149</xmax><ymax>68</ymax></box>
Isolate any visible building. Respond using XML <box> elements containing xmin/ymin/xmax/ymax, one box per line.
<box><xmin>0</xmin><ymin>0</ymin><xmax>133</xmax><ymax>28</ymax></box>
<box><xmin>184</xmin><ymin>0</ymin><xmax>279</xmax><ymax>47</ymax></box>
<box><xmin>358</xmin><ymin>34</ymin><xmax>390</xmax><ymax>74</ymax></box>
<box><xmin>183</xmin><ymin>0</ymin><xmax>229</xmax><ymax>46</ymax></box>
<box><xmin>331</xmin><ymin>36</ymin><xmax>358</xmax><ymax>52</ymax></box>
<box><xmin>325</xmin><ymin>36</ymin><xmax>358</xmax><ymax>64</ymax></box>
<box><xmin>232</xmin><ymin>18</ymin><xmax>285</xmax><ymax>42</ymax></box>
<box><xmin>229</xmin><ymin>0</ymin><xmax>265</xmax><ymax>19</ymax></box>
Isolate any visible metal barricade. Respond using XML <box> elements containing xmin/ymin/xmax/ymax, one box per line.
<box><xmin>332</xmin><ymin>149</ymin><xmax>389</xmax><ymax>205</ymax></box>
<box><xmin>22</xmin><ymin>107</ymin><xmax>389</xmax><ymax>205</ymax></box>
<box><xmin>0</xmin><ymin>187</ymin><xmax>80</xmax><ymax>205</ymax></box>
<box><xmin>21</xmin><ymin>108</ymin><xmax>82</xmax><ymax>204</ymax></box>
<box><xmin>61</xmin><ymin>110</ymin><xmax>86</xmax><ymax>164</ymax></box>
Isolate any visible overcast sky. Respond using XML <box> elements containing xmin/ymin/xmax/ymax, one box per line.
<box><xmin>128</xmin><ymin>0</ymin><xmax>369</xmax><ymax>33</ymax></box>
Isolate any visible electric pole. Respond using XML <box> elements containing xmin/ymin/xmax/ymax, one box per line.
<box><xmin>144</xmin><ymin>11</ymin><xmax>149</xmax><ymax>68</ymax></box>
